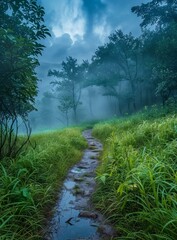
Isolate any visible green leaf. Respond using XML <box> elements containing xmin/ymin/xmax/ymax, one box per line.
<box><xmin>21</xmin><ymin>187</ymin><xmax>30</xmax><ymax>199</ymax></box>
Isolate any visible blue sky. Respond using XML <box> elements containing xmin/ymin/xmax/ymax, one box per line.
<box><xmin>38</xmin><ymin>0</ymin><xmax>148</xmax><ymax>65</ymax></box>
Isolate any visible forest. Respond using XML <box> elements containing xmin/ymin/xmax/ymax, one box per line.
<box><xmin>0</xmin><ymin>0</ymin><xmax>177</xmax><ymax>239</ymax></box>
<box><xmin>36</xmin><ymin>0</ymin><xmax>177</xmax><ymax>129</ymax></box>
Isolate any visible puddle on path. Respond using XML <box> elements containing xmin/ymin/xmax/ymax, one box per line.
<box><xmin>46</xmin><ymin>130</ymin><xmax>115</xmax><ymax>240</ymax></box>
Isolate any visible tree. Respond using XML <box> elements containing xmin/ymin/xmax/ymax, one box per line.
<box><xmin>58</xmin><ymin>96</ymin><xmax>73</xmax><ymax>126</ymax></box>
<box><xmin>78</xmin><ymin>60</ymin><xmax>96</xmax><ymax>117</ymax></box>
<box><xmin>0</xmin><ymin>0</ymin><xmax>50</xmax><ymax>158</ymax></box>
<box><xmin>88</xmin><ymin>30</ymin><xmax>143</xmax><ymax>114</ymax></box>
<box><xmin>132</xmin><ymin>0</ymin><xmax>177</xmax><ymax>28</ymax></box>
<box><xmin>108</xmin><ymin>30</ymin><xmax>143</xmax><ymax>111</ymax></box>
<box><xmin>152</xmin><ymin>66</ymin><xmax>177</xmax><ymax>105</ymax></box>
<box><xmin>132</xmin><ymin>0</ymin><xmax>177</xmax><ymax>104</ymax></box>
<box><xmin>87</xmin><ymin>43</ymin><xmax>123</xmax><ymax>115</ymax></box>
<box><xmin>48</xmin><ymin>57</ymin><xmax>82</xmax><ymax>124</ymax></box>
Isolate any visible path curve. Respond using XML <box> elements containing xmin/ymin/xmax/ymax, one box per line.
<box><xmin>47</xmin><ymin>130</ymin><xmax>114</xmax><ymax>240</ymax></box>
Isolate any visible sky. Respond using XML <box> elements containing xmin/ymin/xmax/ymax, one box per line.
<box><xmin>37</xmin><ymin>0</ymin><xmax>147</xmax><ymax>94</ymax></box>
<box><xmin>38</xmin><ymin>0</ymin><xmax>148</xmax><ymax>64</ymax></box>
<box><xmin>32</xmin><ymin>0</ymin><xmax>149</xmax><ymax>129</ymax></box>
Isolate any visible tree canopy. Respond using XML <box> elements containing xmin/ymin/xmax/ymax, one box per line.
<box><xmin>48</xmin><ymin>57</ymin><xmax>82</xmax><ymax>124</ymax></box>
<box><xmin>0</xmin><ymin>0</ymin><xmax>50</xmax><ymax>158</ymax></box>
<box><xmin>132</xmin><ymin>0</ymin><xmax>177</xmax><ymax>28</ymax></box>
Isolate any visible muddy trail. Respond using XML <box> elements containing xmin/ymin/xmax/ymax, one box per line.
<box><xmin>46</xmin><ymin>130</ymin><xmax>115</xmax><ymax>240</ymax></box>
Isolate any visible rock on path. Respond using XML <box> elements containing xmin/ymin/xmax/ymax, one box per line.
<box><xmin>46</xmin><ymin>130</ymin><xmax>115</xmax><ymax>240</ymax></box>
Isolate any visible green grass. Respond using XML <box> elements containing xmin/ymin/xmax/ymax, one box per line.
<box><xmin>0</xmin><ymin>128</ymin><xmax>87</xmax><ymax>240</ymax></box>
<box><xmin>92</xmin><ymin>108</ymin><xmax>177</xmax><ymax>239</ymax></box>
<box><xmin>1</xmin><ymin>104</ymin><xmax>176</xmax><ymax>239</ymax></box>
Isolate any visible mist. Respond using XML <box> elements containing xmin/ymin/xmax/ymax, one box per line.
<box><xmin>29</xmin><ymin>0</ymin><xmax>151</xmax><ymax>132</ymax></box>
<box><xmin>1</xmin><ymin>1</ymin><xmax>177</xmax><ymax>239</ymax></box>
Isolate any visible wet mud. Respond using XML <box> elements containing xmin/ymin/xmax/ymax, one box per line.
<box><xmin>46</xmin><ymin>130</ymin><xmax>115</xmax><ymax>240</ymax></box>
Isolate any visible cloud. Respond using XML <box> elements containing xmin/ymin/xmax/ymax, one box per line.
<box><xmin>101</xmin><ymin>0</ymin><xmax>148</xmax><ymax>35</ymax></box>
<box><xmin>81</xmin><ymin>0</ymin><xmax>106</xmax><ymax>34</ymax></box>
<box><xmin>40</xmin><ymin>0</ymin><xmax>86</xmax><ymax>42</ymax></box>
<box><xmin>37</xmin><ymin>0</ymin><xmax>148</xmax><ymax>96</ymax></box>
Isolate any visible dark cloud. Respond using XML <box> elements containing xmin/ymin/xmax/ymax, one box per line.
<box><xmin>52</xmin><ymin>34</ymin><xmax>73</xmax><ymax>60</ymax></box>
<box><xmin>37</xmin><ymin>0</ymin><xmax>148</xmax><ymax>96</ymax></box>
<box><xmin>69</xmin><ymin>34</ymin><xmax>103</xmax><ymax>62</ymax></box>
<box><xmin>39</xmin><ymin>0</ymin><xmax>148</xmax><ymax>60</ymax></box>
<box><xmin>40</xmin><ymin>33</ymin><xmax>101</xmax><ymax>65</ymax></box>
<box><xmin>39</xmin><ymin>34</ymin><xmax>72</xmax><ymax>65</ymax></box>
<box><xmin>82</xmin><ymin>0</ymin><xmax>106</xmax><ymax>34</ymax></box>
<box><xmin>102</xmin><ymin>0</ymin><xmax>149</xmax><ymax>34</ymax></box>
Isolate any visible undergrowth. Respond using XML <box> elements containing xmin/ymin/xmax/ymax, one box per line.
<box><xmin>92</xmin><ymin>107</ymin><xmax>177</xmax><ymax>239</ymax></box>
<box><xmin>0</xmin><ymin>128</ymin><xmax>87</xmax><ymax>240</ymax></box>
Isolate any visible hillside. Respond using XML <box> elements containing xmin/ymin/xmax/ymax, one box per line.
<box><xmin>0</xmin><ymin>128</ymin><xmax>87</xmax><ymax>239</ymax></box>
<box><xmin>92</xmin><ymin>107</ymin><xmax>177</xmax><ymax>239</ymax></box>
<box><xmin>0</xmin><ymin>106</ymin><xmax>177</xmax><ymax>239</ymax></box>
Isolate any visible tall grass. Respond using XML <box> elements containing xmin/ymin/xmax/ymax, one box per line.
<box><xmin>93</xmin><ymin>109</ymin><xmax>177</xmax><ymax>239</ymax></box>
<box><xmin>0</xmin><ymin>128</ymin><xmax>87</xmax><ymax>240</ymax></box>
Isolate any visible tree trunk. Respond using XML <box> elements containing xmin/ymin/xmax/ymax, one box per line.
<box><xmin>127</xmin><ymin>100</ymin><xmax>131</xmax><ymax>114</ymax></box>
<box><xmin>131</xmin><ymin>82</ymin><xmax>137</xmax><ymax>111</ymax></box>
<box><xmin>119</xmin><ymin>99</ymin><xmax>123</xmax><ymax>115</ymax></box>
<box><xmin>66</xmin><ymin>111</ymin><xmax>69</xmax><ymax>127</ymax></box>
<box><xmin>88</xmin><ymin>90</ymin><xmax>93</xmax><ymax>117</ymax></box>
<box><xmin>73</xmin><ymin>106</ymin><xmax>77</xmax><ymax>124</ymax></box>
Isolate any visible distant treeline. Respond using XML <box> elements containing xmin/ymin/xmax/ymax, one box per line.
<box><xmin>1</xmin><ymin>0</ymin><xmax>177</xmax><ymax>158</ymax></box>
<box><xmin>47</xmin><ymin>0</ymin><xmax>177</xmax><ymax>125</ymax></box>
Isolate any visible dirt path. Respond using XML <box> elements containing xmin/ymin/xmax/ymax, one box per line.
<box><xmin>47</xmin><ymin>130</ymin><xmax>114</xmax><ymax>240</ymax></box>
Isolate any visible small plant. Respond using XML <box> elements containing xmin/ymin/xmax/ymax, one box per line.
<box><xmin>93</xmin><ymin>109</ymin><xmax>177</xmax><ymax>239</ymax></box>
<box><xmin>0</xmin><ymin>128</ymin><xmax>87</xmax><ymax>240</ymax></box>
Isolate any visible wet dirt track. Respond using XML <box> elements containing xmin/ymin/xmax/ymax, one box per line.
<box><xmin>47</xmin><ymin>130</ymin><xmax>115</xmax><ymax>240</ymax></box>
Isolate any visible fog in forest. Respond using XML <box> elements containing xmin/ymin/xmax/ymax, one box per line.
<box><xmin>1</xmin><ymin>1</ymin><xmax>177</xmax><ymax>239</ymax></box>
<box><xmin>29</xmin><ymin>0</ymin><xmax>151</xmax><ymax>131</ymax></box>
